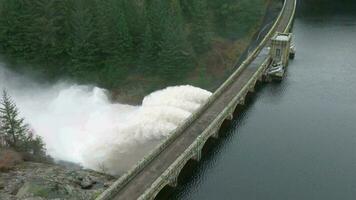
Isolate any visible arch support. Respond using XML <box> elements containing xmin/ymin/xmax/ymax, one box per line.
<box><xmin>211</xmin><ymin>128</ymin><xmax>219</xmax><ymax>139</ymax></box>
<box><xmin>249</xmin><ymin>78</ymin><xmax>258</xmax><ymax>93</ymax></box>
<box><xmin>239</xmin><ymin>97</ymin><xmax>246</xmax><ymax>106</ymax></box>
<box><xmin>249</xmin><ymin>85</ymin><xmax>255</xmax><ymax>93</ymax></box>
<box><xmin>167</xmin><ymin>173</ymin><xmax>178</xmax><ymax>188</ymax></box>
<box><xmin>192</xmin><ymin>148</ymin><xmax>202</xmax><ymax>161</ymax></box>
<box><xmin>226</xmin><ymin>112</ymin><xmax>234</xmax><ymax>121</ymax></box>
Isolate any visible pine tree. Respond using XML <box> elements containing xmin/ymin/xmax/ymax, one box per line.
<box><xmin>0</xmin><ymin>0</ymin><xmax>33</xmax><ymax>61</ymax></box>
<box><xmin>120</xmin><ymin>0</ymin><xmax>144</xmax><ymax>50</ymax></box>
<box><xmin>29</xmin><ymin>0</ymin><xmax>69</xmax><ymax>76</ymax></box>
<box><xmin>95</xmin><ymin>0</ymin><xmax>118</xmax><ymax>62</ymax></box>
<box><xmin>0</xmin><ymin>90</ymin><xmax>29</xmax><ymax>150</ymax></box>
<box><xmin>158</xmin><ymin>0</ymin><xmax>193</xmax><ymax>80</ymax></box>
<box><xmin>113</xmin><ymin>5</ymin><xmax>134</xmax><ymax>65</ymax></box>
<box><xmin>191</xmin><ymin>0</ymin><xmax>211</xmax><ymax>54</ymax></box>
<box><xmin>26</xmin><ymin>131</ymin><xmax>46</xmax><ymax>158</ymax></box>
<box><xmin>146</xmin><ymin>0</ymin><xmax>168</xmax><ymax>56</ymax></box>
<box><xmin>139</xmin><ymin>24</ymin><xmax>156</xmax><ymax>74</ymax></box>
<box><xmin>97</xmin><ymin>0</ymin><xmax>134</xmax><ymax>65</ymax></box>
<box><xmin>0</xmin><ymin>90</ymin><xmax>47</xmax><ymax>159</ymax></box>
<box><xmin>68</xmin><ymin>0</ymin><xmax>100</xmax><ymax>79</ymax></box>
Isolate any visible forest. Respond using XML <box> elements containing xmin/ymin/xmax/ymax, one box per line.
<box><xmin>0</xmin><ymin>0</ymin><xmax>267</xmax><ymax>101</ymax></box>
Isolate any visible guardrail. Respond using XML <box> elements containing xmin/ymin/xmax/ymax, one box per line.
<box><xmin>96</xmin><ymin>1</ymin><xmax>292</xmax><ymax>199</ymax></box>
<box><xmin>285</xmin><ymin>0</ymin><xmax>297</xmax><ymax>33</ymax></box>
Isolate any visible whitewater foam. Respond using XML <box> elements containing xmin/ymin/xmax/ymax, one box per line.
<box><xmin>0</xmin><ymin>65</ymin><xmax>212</xmax><ymax>175</ymax></box>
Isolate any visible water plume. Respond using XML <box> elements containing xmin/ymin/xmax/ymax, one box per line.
<box><xmin>0</xmin><ymin>64</ymin><xmax>212</xmax><ymax>175</ymax></box>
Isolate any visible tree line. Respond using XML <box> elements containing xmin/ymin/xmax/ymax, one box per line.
<box><xmin>0</xmin><ymin>0</ymin><xmax>265</xmax><ymax>89</ymax></box>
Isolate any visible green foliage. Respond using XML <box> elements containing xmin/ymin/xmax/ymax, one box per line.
<box><xmin>208</xmin><ymin>0</ymin><xmax>265</xmax><ymax>38</ymax></box>
<box><xmin>68</xmin><ymin>0</ymin><xmax>100</xmax><ymax>79</ymax></box>
<box><xmin>158</xmin><ymin>1</ymin><xmax>193</xmax><ymax>80</ymax></box>
<box><xmin>0</xmin><ymin>0</ymin><xmax>266</xmax><ymax>90</ymax></box>
<box><xmin>0</xmin><ymin>90</ymin><xmax>29</xmax><ymax>149</ymax></box>
<box><xmin>139</xmin><ymin>24</ymin><xmax>156</xmax><ymax>74</ymax></box>
<box><xmin>190</xmin><ymin>0</ymin><xmax>211</xmax><ymax>53</ymax></box>
<box><xmin>0</xmin><ymin>90</ymin><xmax>47</xmax><ymax>160</ymax></box>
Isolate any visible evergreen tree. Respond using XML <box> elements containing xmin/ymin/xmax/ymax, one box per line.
<box><xmin>0</xmin><ymin>0</ymin><xmax>33</xmax><ymax>61</ymax></box>
<box><xmin>0</xmin><ymin>90</ymin><xmax>29</xmax><ymax>149</ymax></box>
<box><xmin>30</xmin><ymin>0</ymin><xmax>69</xmax><ymax>76</ymax></box>
<box><xmin>96</xmin><ymin>0</ymin><xmax>118</xmax><ymax>63</ymax></box>
<box><xmin>26</xmin><ymin>131</ymin><xmax>46</xmax><ymax>158</ymax></box>
<box><xmin>120</xmin><ymin>0</ymin><xmax>144</xmax><ymax>50</ymax></box>
<box><xmin>97</xmin><ymin>0</ymin><xmax>134</xmax><ymax>65</ymax></box>
<box><xmin>139</xmin><ymin>24</ymin><xmax>156</xmax><ymax>74</ymax></box>
<box><xmin>179</xmin><ymin>0</ymin><xmax>194</xmax><ymax>18</ymax></box>
<box><xmin>146</xmin><ymin>0</ymin><xmax>168</xmax><ymax>57</ymax></box>
<box><xmin>158</xmin><ymin>0</ymin><xmax>193</xmax><ymax>80</ymax></box>
<box><xmin>112</xmin><ymin>3</ymin><xmax>134</xmax><ymax>65</ymax></box>
<box><xmin>69</xmin><ymin>0</ymin><xmax>100</xmax><ymax>79</ymax></box>
<box><xmin>191</xmin><ymin>0</ymin><xmax>211</xmax><ymax>54</ymax></box>
<box><xmin>0</xmin><ymin>90</ymin><xmax>47</xmax><ymax>158</ymax></box>
<box><xmin>98</xmin><ymin>0</ymin><xmax>134</xmax><ymax>88</ymax></box>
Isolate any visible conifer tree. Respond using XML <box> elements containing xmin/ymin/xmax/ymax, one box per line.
<box><xmin>121</xmin><ymin>0</ymin><xmax>144</xmax><ymax>50</ymax></box>
<box><xmin>158</xmin><ymin>0</ymin><xmax>193</xmax><ymax>80</ymax></box>
<box><xmin>191</xmin><ymin>0</ymin><xmax>211</xmax><ymax>53</ymax></box>
<box><xmin>112</xmin><ymin>3</ymin><xmax>134</xmax><ymax>65</ymax></box>
<box><xmin>0</xmin><ymin>90</ymin><xmax>47</xmax><ymax>158</ymax></box>
<box><xmin>30</xmin><ymin>0</ymin><xmax>68</xmax><ymax>76</ymax></box>
<box><xmin>69</xmin><ymin>0</ymin><xmax>100</xmax><ymax>78</ymax></box>
<box><xmin>0</xmin><ymin>0</ymin><xmax>33</xmax><ymax>60</ymax></box>
<box><xmin>146</xmin><ymin>0</ymin><xmax>168</xmax><ymax>55</ymax></box>
<box><xmin>0</xmin><ymin>90</ymin><xmax>30</xmax><ymax>150</ymax></box>
<box><xmin>96</xmin><ymin>0</ymin><xmax>118</xmax><ymax>63</ymax></box>
<box><xmin>139</xmin><ymin>24</ymin><xmax>156</xmax><ymax>74</ymax></box>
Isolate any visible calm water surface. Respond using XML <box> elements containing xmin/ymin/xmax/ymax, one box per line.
<box><xmin>166</xmin><ymin>1</ymin><xmax>356</xmax><ymax>200</ymax></box>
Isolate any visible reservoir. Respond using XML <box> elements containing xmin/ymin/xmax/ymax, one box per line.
<box><xmin>166</xmin><ymin>0</ymin><xmax>356</xmax><ymax>199</ymax></box>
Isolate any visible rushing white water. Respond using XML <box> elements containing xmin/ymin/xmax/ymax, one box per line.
<box><xmin>0</xmin><ymin>64</ymin><xmax>212</xmax><ymax>175</ymax></box>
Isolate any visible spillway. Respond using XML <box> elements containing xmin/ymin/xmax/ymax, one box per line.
<box><xmin>0</xmin><ymin>65</ymin><xmax>212</xmax><ymax>175</ymax></box>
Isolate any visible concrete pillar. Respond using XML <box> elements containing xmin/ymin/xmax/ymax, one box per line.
<box><xmin>239</xmin><ymin>97</ymin><xmax>245</xmax><ymax>106</ymax></box>
<box><xmin>192</xmin><ymin>149</ymin><xmax>202</xmax><ymax>161</ymax></box>
<box><xmin>249</xmin><ymin>84</ymin><xmax>255</xmax><ymax>93</ymax></box>
<box><xmin>226</xmin><ymin>112</ymin><xmax>234</xmax><ymax>121</ymax></box>
<box><xmin>168</xmin><ymin>173</ymin><xmax>178</xmax><ymax>187</ymax></box>
<box><xmin>211</xmin><ymin>129</ymin><xmax>219</xmax><ymax>139</ymax></box>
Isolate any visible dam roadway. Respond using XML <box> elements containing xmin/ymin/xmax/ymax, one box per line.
<box><xmin>98</xmin><ymin>0</ymin><xmax>296</xmax><ymax>199</ymax></box>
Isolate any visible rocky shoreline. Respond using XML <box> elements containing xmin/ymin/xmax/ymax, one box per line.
<box><xmin>0</xmin><ymin>162</ymin><xmax>115</xmax><ymax>200</ymax></box>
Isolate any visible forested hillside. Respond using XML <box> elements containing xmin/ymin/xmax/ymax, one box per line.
<box><xmin>0</xmin><ymin>0</ymin><xmax>268</xmax><ymax>102</ymax></box>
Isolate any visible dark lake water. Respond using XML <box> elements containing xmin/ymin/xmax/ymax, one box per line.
<box><xmin>164</xmin><ymin>1</ymin><xmax>356</xmax><ymax>199</ymax></box>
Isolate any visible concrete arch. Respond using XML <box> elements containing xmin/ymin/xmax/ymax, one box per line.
<box><xmin>233</xmin><ymin>103</ymin><xmax>246</xmax><ymax>118</ymax></box>
<box><xmin>201</xmin><ymin>136</ymin><xmax>219</xmax><ymax>156</ymax></box>
<box><xmin>244</xmin><ymin>90</ymin><xmax>257</xmax><ymax>105</ymax></box>
<box><xmin>154</xmin><ymin>158</ymin><xmax>200</xmax><ymax>200</ymax></box>
<box><xmin>153</xmin><ymin>184</ymin><xmax>175</xmax><ymax>200</ymax></box>
<box><xmin>249</xmin><ymin>81</ymin><xmax>257</xmax><ymax>93</ymax></box>
<box><xmin>176</xmin><ymin>159</ymin><xmax>200</xmax><ymax>185</ymax></box>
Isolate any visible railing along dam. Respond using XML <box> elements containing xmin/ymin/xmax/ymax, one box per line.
<box><xmin>97</xmin><ymin>0</ymin><xmax>297</xmax><ymax>199</ymax></box>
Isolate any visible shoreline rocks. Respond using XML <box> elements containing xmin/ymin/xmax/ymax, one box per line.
<box><xmin>0</xmin><ymin>162</ymin><xmax>115</xmax><ymax>200</ymax></box>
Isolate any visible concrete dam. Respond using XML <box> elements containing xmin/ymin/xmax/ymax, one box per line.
<box><xmin>97</xmin><ymin>0</ymin><xmax>297</xmax><ymax>199</ymax></box>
